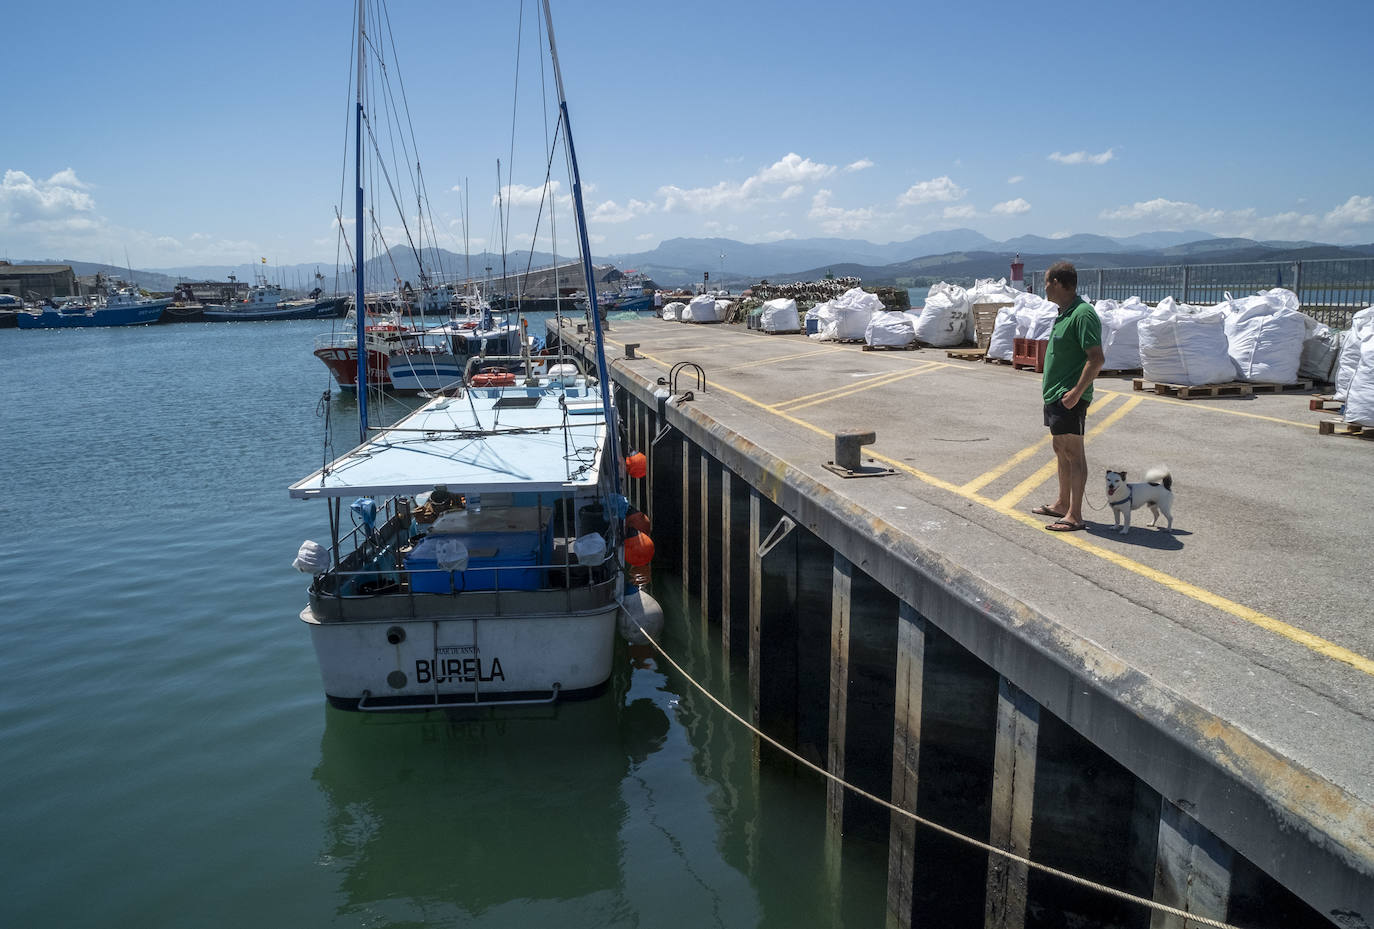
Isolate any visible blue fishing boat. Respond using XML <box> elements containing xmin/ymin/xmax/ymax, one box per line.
<box><xmin>288</xmin><ymin>0</ymin><xmax>661</xmax><ymax>711</ymax></box>
<box><xmin>15</xmin><ymin>284</ymin><xmax>170</xmax><ymax>329</ymax></box>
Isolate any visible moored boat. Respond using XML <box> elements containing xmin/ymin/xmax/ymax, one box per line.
<box><xmin>289</xmin><ymin>0</ymin><xmax>660</xmax><ymax>711</ymax></box>
<box><xmin>203</xmin><ymin>279</ymin><xmax>347</xmax><ymax>321</ymax></box>
<box><xmin>14</xmin><ymin>291</ymin><xmax>169</xmax><ymax>329</ymax></box>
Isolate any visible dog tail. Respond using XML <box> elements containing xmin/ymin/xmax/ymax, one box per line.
<box><xmin>1145</xmin><ymin>465</ymin><xmax>1172</xmax><ymax>490</ymax></box>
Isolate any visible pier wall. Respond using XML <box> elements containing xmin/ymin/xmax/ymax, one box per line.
<box><xmin>605</xmin><ymin>342</ymin><xmax>1367</xmax><ymax>929</ymax></box>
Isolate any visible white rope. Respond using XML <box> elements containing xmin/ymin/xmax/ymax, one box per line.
<box><xmin>637</xmin><ymin>625</ymin><xmax>1246</xmax><ymax>929</ymax></box>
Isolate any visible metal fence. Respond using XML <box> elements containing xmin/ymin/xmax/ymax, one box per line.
<box><xmin>1028</xmin><ymin>258</ymin><xmax>1374</xmax><ymax>329</ymax></box>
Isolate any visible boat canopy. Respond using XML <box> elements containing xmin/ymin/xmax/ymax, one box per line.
<box><xmin>289</xmin><ymin>389</ymin><xmax>607</xmax><ymax>499</ymax></box>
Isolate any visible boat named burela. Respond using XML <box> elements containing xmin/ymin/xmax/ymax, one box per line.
<box><xmin>288</xmin><ymin>0</ymin><xmax>661</xmax><ymax>711</ymax></box>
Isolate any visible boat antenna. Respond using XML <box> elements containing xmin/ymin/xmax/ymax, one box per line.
<box><xmin>353</xmin><ymin>0</ymin><xmax>368</xmax><ymax>443</ymax></box>
<box><xmin>538</xmin><ymin>0</ymin><xmax>620</xmax><ymax>496</ymax></box>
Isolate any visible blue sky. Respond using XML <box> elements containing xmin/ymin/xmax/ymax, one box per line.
<box><xmin>4</xmin><ymin>0</ymin><xmax>1372</xmax><ymax>271</ymax></box>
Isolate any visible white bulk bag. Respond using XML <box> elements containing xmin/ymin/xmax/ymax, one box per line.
<box><xmin>1013</xmin><ymin>292</ymin><xmax>1059</xmax><ymax>341</ymax></box>
<box><xmin>866</xmin><ymin>310</ymin><xmax>916</xmax><ymax>348</ymax></box>
<box><xmin>987</xmin><ymin>305</ymin><xmax>1019</xmax><ymax>361</ymax></box>
<box><xmin>1343</xmin><ymin>328</ymin><xmax>1374</xmax><ymax>427</ymax></box>
<box><xmin>661</xmin><ymin>301</ymin><xmax>684</xmax><ymax>320</ymax></box>
<box><xmin>760</xmin><ymin>297</ymin><xmax>800</xmax><ymax>332</ymax></box>
<box><xmin>808</xmin><ymin>295</ymin><xmax>871</xmax><ymax>341</ymax></box>
<box><xmin>714</xmin><ymin>299</ymin><xmax>733</xmax><ymax>321</ymax></box>
<box><xmin>681</xmin><ymin>294</ymin><xmax>719</xmax><ymax>323</ymax></box>
<box><xmin>1097</xmin><ymin>297</ymin><xmax>1149</xmax><ymax>371</ymax></box>
<box><xmin>1222</xmin><ymin>289</ymin><xmax>1306</xmax><ymax>384</ymax></box>
<box><xmin>1138</xmin><ymin>297</ymin><xmax>1238</xmax><ymax>386</ymax></box>
<box><xmin>1334</xmin><ymin>306</ymin><xmax>1374</xmax><ymax>400</ymax></box>
<box><xmin>912</xmin><ymin>281</ymin><xmax>970</xmax><ymax>347</ymax></box>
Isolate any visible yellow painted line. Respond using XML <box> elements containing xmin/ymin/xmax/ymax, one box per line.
<box><xmin>725</xmin><ymin>346</ymin><xmax>840</xmax><ymax>370</ymax></box>
<box><xmin>960</xmin><ymin>391</ymin><xmax>1121</xmax><ymax>494</ymax></box>
<box><xmin>778</xmin><ymin>363</ymin><xmax>943</xmax><ymax>412</ymax></box>
<box><xmin>1134</xmin><ymin>392</ymin><xmax>1319</xmax><ymax>429</ymax></box>
<box><xmin>588</xmin><ymin>331</ymin><xmax>1372</xmax><ymax>675</ymax></box>
<box><xmin>996</xmin><ymin>395</ymin><xmax>1142</xmax><ymax>510</ymax></box>
<box><xmin>772</xmin><ymin>368</ymin><xmax>913</xmax><ymax>409</ymax></box>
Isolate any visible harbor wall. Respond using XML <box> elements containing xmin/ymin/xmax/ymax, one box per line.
<box><xmin>605</xmin><ymin>335</ymin><xmax>1368</xmax><ymax>929</ymax></box>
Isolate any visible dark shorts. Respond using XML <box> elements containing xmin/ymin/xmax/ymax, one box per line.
<box><xmin>1044</xmin><ymin>397</ymin><xmax>1089</xmax><ymax>436</ymax></box>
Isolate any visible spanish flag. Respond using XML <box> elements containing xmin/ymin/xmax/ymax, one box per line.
<box><xmin>261</xmin><ymin>257</ymin><xmax>267</xmax><ymax>264</ymax></box>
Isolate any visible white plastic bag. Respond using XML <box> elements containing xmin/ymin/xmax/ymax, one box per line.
<box><xmin>432</xmin><ymin>537</ymin><xmax>469</xmax><ymax>571</ymax></box>
<box><xmin>1097</xmin><ymin>297</ymin><xmax>1148</xmax><ymax>371</ymax></box>
<box><xmin>293</xmin><ymin>540</ymin><xmax>330</xmax><ymax>574</ymax></box>
<box><xmin>661</xmin><ymin>301</ymin><xmax>684</xmax><ymax>321</ymax></box>
<box><xmin>760</xmin><ymin>298</ymin><xmax>800</xmax><ymax>332</ymax></box>
<box><xmin>865</xmin><ymin>310</ymin><xmax>916</xmax><ymax>347</ymax></box>
<box><xmin>987</xmin><ymin>306</ymin><xmax>1019</xmax><ymax>361</ymax></box>
<box><xmin>571</xmin><ymin>533</ymin><xmax>607</xmax><ymax>562</ymax></box>
<box><xmin>1333</xmin><ymin>306</ymin><xmax>1374</xmax><ymax>400</ymax></box>
<box><xmin>1138</xmin><ymin>297</ymin><xmax>1239</xmax><ymax>386</ymax></box>
<box><xmin>1299</xmin><ymin>324</ymin><xmax>1343</xmax><ymax>383</ymax></box>
<box><xmin>1343</xmin><ymin>327</ymin><xmax>1374</xmax><ymax>427</ymax></box>
<box><xmin>682</xmin><ymin>294</ymin><xmax>719</xmax><ymax>323</ymax></box>
<box><xmin>1221</xmin><ymin>288</ymin><xmax>1306</xmax><ymax>384</ymax></box>
<box><xmin>912</xmin><ymin>281</ymin><xmax>970</xmax><ymax>346</ymax></box>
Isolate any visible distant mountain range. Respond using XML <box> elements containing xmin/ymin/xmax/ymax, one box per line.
<box><xmin>13</xmin><ymin>230</ymin><xmax>1373</xmax><ymax>293</ymax></box>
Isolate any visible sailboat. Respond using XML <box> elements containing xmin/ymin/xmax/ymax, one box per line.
<box><xmin>288</xmin><ymin>0</ymin><xmax>661</xmax><ymax>710</ymax></box>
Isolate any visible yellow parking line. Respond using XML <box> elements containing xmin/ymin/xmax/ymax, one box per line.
<box><xmin>726</xmin><ymin>347</ymin><xmax>839</xmax><ymax>370</ymax></box>
<box><xmin>773</xmin><ymin>368</ymin><xmax>912</xmax><ymax>409</ymax></box>
<box><xmin>779</xmin><ymin>362</ymin><xmax>943</xmax><ymax>412</ymax></box>
<box><xmin>996</xmin><ymin>395</ymin><xmax>1142</xmax><ymax>510</ymax></box>
<box><xmin>960</xmin><ymin>392</ymin><xmax>1121</xmax><ymax>494</ymax></box>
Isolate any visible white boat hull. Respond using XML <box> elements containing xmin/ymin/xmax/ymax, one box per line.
<box><xmin>303</xmin><ymin>604</ymin><xmax>621</xmax><ymax>709</ymax></box>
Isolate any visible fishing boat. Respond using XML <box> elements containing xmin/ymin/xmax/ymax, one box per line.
<box><xmin>289</xmin><ymin>0</ymin><xmax>661</xmax><ymax>710</ymax></box>
<box><xmin>202</xmin><ymin>277</ymin><xmax>347</xmax><ymax>322</ymax></box>
<box><xmin>14</xmin><ymin>287</ymin><xmax>170</xmax><ymax>329</ymax></box>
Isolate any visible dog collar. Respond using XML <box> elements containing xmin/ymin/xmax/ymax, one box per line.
<box><xmin>1113</xmin><ymin>488</ymin><xmax>1132</xmax><ymax>507</ymax></box>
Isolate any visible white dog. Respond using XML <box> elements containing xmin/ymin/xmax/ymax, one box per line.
<box><xmin>1104</xmin><ymin>467</ymin><xmax>1174</xmax><ymax>534</ymax></box>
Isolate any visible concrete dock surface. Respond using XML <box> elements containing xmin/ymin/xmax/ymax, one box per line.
<box><xmin>557</xmin><ymin>315</ymin><xmax>1374</xmax><ymax>915</ymax></box>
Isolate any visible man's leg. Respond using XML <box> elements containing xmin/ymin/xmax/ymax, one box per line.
<box><xmin>1053</xmin><ymin>433</ymin><xmax>1088</xmax><ymax>524</ymax></box>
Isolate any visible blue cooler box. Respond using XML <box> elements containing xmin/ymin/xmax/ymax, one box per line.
<box><xmin>406</xmin><ymin>513</ymin><xmax>553</xmax><ymax>592</ymax></box>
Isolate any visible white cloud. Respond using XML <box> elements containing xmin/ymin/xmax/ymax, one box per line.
<box><xmin>1099</xmin><ymin>193</ymin><xmax>1374</xmax><ymax>242</ymax></box>
<box><xmin>1007</xmin><ymin>175</ymin><xmax>1024</xmax><ymax>185</ymax></box>
<box><xmin>1048</xmin><ymin>148</ymin><xmax>1116</xmax><ymax>166</ymax></box>
<box><xmin>942</xmin><ymin>205</ymin><xmax>977</xmax><ymax>220</ymax></box>
<box><xmin>659</xmin><ymin>152</ymin><xmax>837</xmax><ymax>213</ymax></box>
<box><xmin>1326</xmin><ymin>195</ymin><xmax>1374</xmax><ymax>227</ymax></box>
<box><xmin>991</xmin><ymin>198</ymin><xmax>1031</xmax><ymax>215</ymax></box>
<box><xmin>590</xmin><ymin>198</ymin><xmax>656</xmax><ymax>224</ymax></box>
<box><xmin>845</xmin><ymin>159</ymin><xmax>874</xmax><ymax>173</ymax></box>
<box><xmin>897</xmin><ymin>176</ymin><xmax>966</xmax><ymax>206</ymax></box>
<box><xmin>0</xmin><ymin>168</ymin><xmax>97</xmax><ymax>224</ymax></box>
<box><xmin>809</xmin><ymin>190</ymin><xmax>877</xmax><ymax>234</ymax></box>
<box><xmin>1100</xmin><ymin>198</ymin><xmax>1230</xmax><ymax>226</ymax></box>
<box><xmin>493</xmin><ymin>181</ymin><xmax>568</xmax><ymax>209</ymax></box>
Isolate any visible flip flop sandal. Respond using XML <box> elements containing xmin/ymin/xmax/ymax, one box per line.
<box><xmin>1046</xmin><ymin>520</ymin><xmax>1087</xmax><ymax>532</ymax></box>
<box><xmin>1031</xmin><ymin>505</ymin><xmax>1065</xmax><ymax>517</ymax></box>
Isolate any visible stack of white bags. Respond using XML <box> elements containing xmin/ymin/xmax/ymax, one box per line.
<box><xmin>660</xmin><ymin>301</ymin><xmax>684</xmax><ymax>321</ymax></box>
<box><xmin>759</xmin><ymin>298</ymin><xmax>800</xmax><ymax>333</ymax></box>
<box><xmin>987</xmin><ymin>293</ymin><xmax>1058</xmax><ymax>361</ymax></box>
<box><xmin>810</xmin><ymin>287</ymin><xmax>882</xmax><ymax>342</ymax></box>
<box><xmin>680</xmin><ymin>293</ymin><xmax>725</xmax><ymax>323</ymax></box>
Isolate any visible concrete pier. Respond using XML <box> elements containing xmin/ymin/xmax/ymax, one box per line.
<box><xmin>556</xmin><ymin>317</ymin><xmax>1374</xmax><ymax>928</ymax></box>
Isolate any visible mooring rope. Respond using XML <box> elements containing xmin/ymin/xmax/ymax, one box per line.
<box><xmin>636</xmin><ymin>625</ymin><xmax>1245</xmax><ymax>929</ymax></box>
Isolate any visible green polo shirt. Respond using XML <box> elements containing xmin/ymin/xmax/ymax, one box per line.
<box><xmin>1041</xmin><ymin>296</ymin><xmax>1101</xmax><ymax>405</ymax></box>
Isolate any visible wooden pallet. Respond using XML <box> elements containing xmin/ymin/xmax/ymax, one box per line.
<box><xmin>862</xmin><ymin>342</ymin><xmax>920</xmax><ymax>351</ymax></box>
<box><xmin>1310</xmin><ymin>394</ymin><xmax>1343</xmax><ymax>412</ymax></box>
<box><xmin>1133</xmin><ymin>378</ymin><xmax>1253</xmax><ymax>399</ymax></box>
<box><xmin>984</xmin><ymin>356</ymin><xmax>1014</xmax><ymax>367</ymax></box>
<box><xmin>1247</xmin><ymin>379</ymin><xmax>1313</xmax><ymax>394</ymax></box>
<box><xmin>1098</xmin><ymin>368</ymin><xmax>1142</xmax><ymax>377</ymax></box>
<box><xmin>761</xmin><ymin>328</ymin><xmax>802</xmax><ymax>335</ymax></box>
<box><xmin>945</xmin><ymin>347</ymin><xmax>987</xmax><ymax>361</ymax></box>
<box><xmin>1318</xmin><ymin>420</ymin><xmax>1371</xmax><ymax>438</ymax></box>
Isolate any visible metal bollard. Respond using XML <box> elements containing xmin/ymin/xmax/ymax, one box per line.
<box><xmin>834</xmin><ymin>430</ymin><xmax>876</xmax><ymax>472</ymax></box>
<box><xmin>624</xmin><ymin>343</ymin><xmax>640</xmax><ymax>360</ymax></box>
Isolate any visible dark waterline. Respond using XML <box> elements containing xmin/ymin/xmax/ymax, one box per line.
<box><xmin>0</xmin><ymin>319</ymin><xmax>889</xmax><ymax>928</ymax></box>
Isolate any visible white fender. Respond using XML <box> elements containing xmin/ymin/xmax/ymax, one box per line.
<box><xmin>618</xmin><ymin>588</ymin><xmax>664</xmax><ymax>645</ymax></box>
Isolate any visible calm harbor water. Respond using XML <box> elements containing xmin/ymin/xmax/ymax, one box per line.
<box><xmin>0</xmin><ymin>319</ymin><xmax>888</xmax><ymax>928</ymax></box>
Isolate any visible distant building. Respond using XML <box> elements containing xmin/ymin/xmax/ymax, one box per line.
<box><xmin>172</xmin><ymin>280</ymin><xmax>252</xmax><ymax>304</ymax></box>
<box><xmin>0</xmin><ymin>262</ymin><xmax>78</xmax><ymax>300</ymax></box>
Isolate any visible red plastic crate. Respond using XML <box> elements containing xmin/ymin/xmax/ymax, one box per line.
<box><xmin>1012</xmin><ymin>337</ymin><xmax>1048</xmax><ymax>373</ymax></box>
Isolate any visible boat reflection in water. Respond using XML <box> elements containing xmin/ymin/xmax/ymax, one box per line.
<box><xmin>311</xmin><ymin>656</ymin><xmax>673</xmax><ymax>921</ymax></box>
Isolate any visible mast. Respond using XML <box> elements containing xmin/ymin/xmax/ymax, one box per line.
<box><xmin>538</xmin><ymin>0</ymin><xmax>621</xmax><ymax>497</ymax></box>
<box><xmin>354</xmin><ymin>0</ymin><xmax>368</xmax><ymax>444</ymax></box>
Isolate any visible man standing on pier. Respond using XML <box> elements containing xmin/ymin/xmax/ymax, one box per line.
<box><xmin>1034</xmin><ymin>261</ymin><xmax>1103</xmax><ymax>531</ymax></box>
